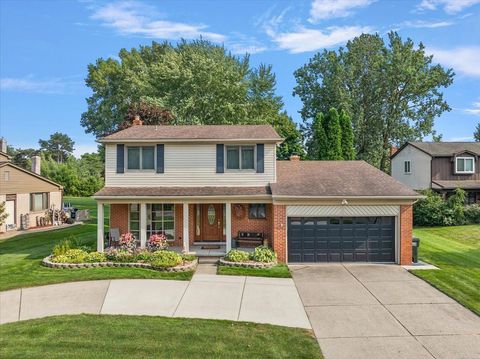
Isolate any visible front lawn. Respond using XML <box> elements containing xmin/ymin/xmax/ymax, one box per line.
<box><xmin>412</xmin><ymin>225</ymin><xmax>480</xmax><ymax>316</ymax></box>
<box><xmin>0</xmin><ymin>314</ymin><xmax>322</xmax><ymax>359</ymax></box>
<box><xmin>0</xmin><ymin>197</ymin><xmax>192</xmax><ymax>291</ymax></box>
<box><xmin>218</xmin><ymin>264</ymin><xmax>292</xmax><ymax>278</ymax></box>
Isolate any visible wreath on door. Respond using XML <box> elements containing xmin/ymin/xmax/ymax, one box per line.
<box><xmin>233</xmin><ymin>204</ymin><xmax>246</xmax><ymax>219</ymax></box>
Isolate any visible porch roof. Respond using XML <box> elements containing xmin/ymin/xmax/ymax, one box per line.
<box><xmin>94</xmin><ymin>186</ymin><xmax>272</xmax><ymax>199</ymax></box>
<box><xmin>432</xmin><ymin>180</ymin><xmax>480</xmax><ymax>190</ymax></box>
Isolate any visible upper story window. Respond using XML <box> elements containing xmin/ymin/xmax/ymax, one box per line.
<box><xmin>30</xmin><ymin>192</ymin><xmax>48</xmax><ymax>212</ymax></box>
<box><xmin>127</xmin><ymin>146</ymin><xmax>155</xmax><ymax>170</ymax></box>
<box><xmin>226</xmin><ymin>145</ymin><xmax>254</xmax><ymax>170</ymax></box>
<box><xmin>456</xmin><ymin>157</ymin><xmax>475</xmax><ymax>174</ymax></box>
<box><xmin>404</xmin><ymin>160</ymin><xmax>411</xmax><ymax>174</ymax></box>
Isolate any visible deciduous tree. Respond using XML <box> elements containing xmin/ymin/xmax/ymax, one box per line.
<box><xmin>39</xmin><ymin>132</ymin><xmax>75</xmax><ymax>163</ymax></box>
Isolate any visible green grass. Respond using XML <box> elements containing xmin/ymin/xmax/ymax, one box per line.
<box><xmin>0</xmin><ymin>197</ymin><xmax>192</xmax><ymax>291</ymax></box>
<box><xmin>218</xmin><ymin>264</ymin><xmax>292</xmax><ymax>278</ymax></box>
<box><xmin>0</xmin><ymin>314</ymin><xmax>322</xmax><ymax>359</ymax></box>
<box><xmin>412</xmin><ymin>225</ymin><xmax>480</xmax><ymax>316</ymax></box>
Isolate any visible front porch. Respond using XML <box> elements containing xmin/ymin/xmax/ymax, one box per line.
<box><xmin>96</xmin><ymin>201</ymin><xmax>273</xmax><ymax>255</ymax></box>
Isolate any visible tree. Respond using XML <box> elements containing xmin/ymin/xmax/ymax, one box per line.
<box><xmin>339</xmin><ymin>110</ymin><xmax>355</xmax><ymax>160</ymax></box>
<box><xmin>6</xmin><ymin>146</ymin><xmax>37</xmax><ymax>169</ymax></box>
<box><xmin>83</xmin><ymin>40</ymin><xmax>278</xmax><ymax>136</ymax></box>
<box><xmin>323</xmin><ymin>108</ymin><xmax>343</xmax><ymax>160</ymax></box>
<box><xmin>118</xmin><ymin>98</ymin><xmax>175</xmax><ymax>130</ymax></box>
<box><xmin>274</xmin><ymin>113</ymin><xmax>305</xmax><ymax>160</ymax></box>
<box><xmin>432</xmin><ymin>130</ymin><xmax>443</xmax><ymax>142</ymax></box>
<box><xmin>474</xmin><ymin>123</ymin><xmax>480</xmax><ymax>142</ymax></box>
<box><xmin>307</xmin><ymin>112</ymin><xmax>328</xmax><ymax>159</ymax></box>
<box><xmin>294</xmin><ymin>32</ymin><xmax>454</xmax><ymax>171</ymax></box>
<box><xmin>39</xmin><ymin>132</ymin><xmax>75</xmax><ymax>163</ymax></box>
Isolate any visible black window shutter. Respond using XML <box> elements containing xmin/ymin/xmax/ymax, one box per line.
<box><xmin>256</xmin><ymin>144</ymin><xmax>264</xmax><ymax>173</ymax></box>
<box><xmin>156</xmin><ymin>144</ymin><xmax>164</xmax><ymax>173</ymax></box>
<box><xmin>216</xmin><ymin>144</ymin><xmax>224</xmax><ymax>173</ymax></box>
<box><xmin>116</xmin><ymin>144</ymin><xmax>124</xmax><ymax>174</ymax></box>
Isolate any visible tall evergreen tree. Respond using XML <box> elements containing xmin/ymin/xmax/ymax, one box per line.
<box><xmin>307</xmin><ymin>113</ymin><xmax>327</xmax><ymax>159</ymax></box>
<box><xmin>323</xmin><ymin>108</ymin><xmax>343</xmax><ymax>160</ymax></box>
<box><xmin>339</xmin><ymin>110</ymin><xmax>355</xmax><ymax>160</ymax></box>
<box><xmin>474</xmin><ymin>123</ymin><xmax>480</xmax><ymax>142</ymax></box>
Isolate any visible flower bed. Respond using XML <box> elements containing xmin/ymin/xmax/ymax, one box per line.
<box><xmin>42</xmin><ymin>255</ymin><xmax>197</xmax><ymax>272</ymax></box>
<box><xmin>220</xmin><ymin>246</ymin><xmax>277</xmax><ymax>268</ymax></box>
<box><xmin>43</xmin><ymin>233</ymin><xmax>197</xmax><ymax>272</ymax></box>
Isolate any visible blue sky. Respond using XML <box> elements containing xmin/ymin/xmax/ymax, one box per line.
<box><xmin>1</xmin><ymin>0</ymin><xmax>479</xmax><ymax>156</ymax></box>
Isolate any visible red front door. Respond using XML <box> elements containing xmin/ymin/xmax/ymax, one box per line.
<box><xmin>200</xmin><ymin>204</ymin><xmax>223</xmax><ymax>241</ymax></box>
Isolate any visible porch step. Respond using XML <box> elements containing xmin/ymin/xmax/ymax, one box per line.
<box><xmin>198</xmin><ymin>256</ymin><xmax>221</xmax><ymax>264</ymax></box>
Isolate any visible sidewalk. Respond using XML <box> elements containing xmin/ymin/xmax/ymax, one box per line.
<box><xmin>0</xmin><ymin>275</ymin><xmax>311</xmax><ymax>329</ymax></box>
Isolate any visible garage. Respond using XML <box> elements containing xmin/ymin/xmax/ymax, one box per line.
<box><xmin>287</xmin><ymin>216</ymin><xmax>395</xmax><ymax>263</ymax></box>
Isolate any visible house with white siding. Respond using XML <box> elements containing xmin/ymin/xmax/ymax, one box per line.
<box><xmin>94</xmin><ymin>121</ymin><xmax>419</xmax><ymax>265</ymax></box>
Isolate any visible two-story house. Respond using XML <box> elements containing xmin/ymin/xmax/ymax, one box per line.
<box><xmin>94</xmin><ymin>122</ymin><xmax>419</xmax><ymax>264</ymax></box>
<box><xmin>391</xmin><ymin>142</ymin><xmax>480</xmax><ymax>204</ymax></box>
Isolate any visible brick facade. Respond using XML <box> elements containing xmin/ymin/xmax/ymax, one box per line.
<box><xmin>272</xmin><ymin>204</ymin><xmax>287</xmax><ymax>263</ymax></box>
<box><xmin>231</xmin><ymin>203</ymin><xmax>273</xmax><ymax>245</ymax></box>
<box><xmin>399</xmin><ymin>204</ymin><xmax>413</xmax><ymax>265</ymax></box>
<box><xmin>109</xmin><ymin>204</ymin><xmax>129</xmax><ymax>235</ymax></box>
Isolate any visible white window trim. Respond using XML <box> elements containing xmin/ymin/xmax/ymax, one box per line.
<box><xmin>125</xmin><ymin>146</ymin><xmax>156</xmax><ymax>172</ymax></box>
<box><xmin>404</xmin><ymin>160</ymin><xmax>411</xmax><ymax>174</ymax></box>
<box><xmin>455</xmin><ymin>157</ymin><xmax>475</xmax><ymax>174</ymax></box>
<box><xmin>129</xmin><ymin>203</ymin><xmax>175</xmax><ymax>242</ymax></box>
<box><xmin>225</xmin><ymin>144</ymin><xmax>256</xmax><ymax>172</ymax></box>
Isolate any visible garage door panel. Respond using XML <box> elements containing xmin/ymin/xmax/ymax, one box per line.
<box><xmin>288</xmin><ymin>216</ymin><xmax>395</xmax><ymax>263</ymax></box>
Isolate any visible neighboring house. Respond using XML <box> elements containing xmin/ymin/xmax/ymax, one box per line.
<box><xmin>391</xmin><ymin>142</ymin><xmax>480</xmax><ymax>204</ymax></box>
<box><xmin>94</xmin><ymin>123</ymin><xmax>419</xmax><ymax>264</ymax></box>
<box><xmin>0</xmin><ymin>140</ymin><xmax>63</xmax><ymax>232</ymax></box>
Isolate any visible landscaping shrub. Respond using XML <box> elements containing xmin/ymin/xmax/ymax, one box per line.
<box><xmin>181</xmin><ymin>254</ymin><xmax>197</xmax><ymax>262</ymax></box>
<box><xmin>52</xmin><ymin>240</ymin><xmax>72</xmax><ymax>257</ymax></box>
<box><xmin>413</xmin><ymin>188</ymin><xmax>474</xmax><ymax>226</ymax></box>
<box><xmin>147</xmin><ymin>233</ymin><xmax>168</xmax><ymax>251</ymax></box>
<box><xmin>84</xmin><ymin>252</ymin><xmax>107</xmax><ymax>263</ymax></box>
<box><xmin>50</xmin><ymin>255</ymin><xmax>70</xmax><ymax>263</ymax></box>
<box><xmin>465</xmin><ymin>204</ymin><xmax>480</xmax><ymax>224</ymax></box>
<box><xmin>114</xmin><ymin>250</ymin><xmax>136</xmax><ymax>263</ymax></box>
<box><xmin>251</xmin><ymin>246</ymin><xmax>277</xmax><ymax>263</ymax></box>
<box><xmin>118</xmin><ymin>232</ymin><xmax>137</xmax><ymax>251</ymax></box>
<box><xmin>149</xmin><ymin>251</ymin><xmax>182</xmax><ymax>269</ymax></box>
<box><xmin>136</xmin><ymin>250</ymin><xmax>154</xmax><ymax>262</ymax></box>
<box><xmin>225</xmin><ymin>249</ymin><xmax>250</xmax><ymax>262</ymax></box>
<box><xmin>62</xmin><ymin>249</ymin><xmax>88</xmax><ymax>263</ymax></box>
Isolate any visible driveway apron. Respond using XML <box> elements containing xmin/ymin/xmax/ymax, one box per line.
<box><xmin>290</xmin><ymin>264</ymin><xmax>480</xmax><ymax>359</ymax></box>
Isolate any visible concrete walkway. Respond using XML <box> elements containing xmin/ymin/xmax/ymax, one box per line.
<box><xmin>290</xmin><ymin>264</ymin><xmax>480</xmax><ymax>359</ymax></box>
<box><xmin>0</xmin><ymin>273</ymin><xmax>310</xmax><ymax>329</ymax></box>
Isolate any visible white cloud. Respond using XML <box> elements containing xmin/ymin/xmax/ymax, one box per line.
<box><xmin>418</xmin><ymin>0</ymin><xmax>480</xmax><ymax>13</ymax></box>
<box><xmin>0</xmin><ymin>75</ymin><xmax>82</xmax><ymax>94</ymax></box>
<box><xmin>402</xmin><ymin>20</ymin><xmax>454</xmax><ymax>28</ymax></box>
<box><xmin>267</xmin><ymin>25</ymin><xmax>372</xmax><ymax>53</ymax></box>
<box><xmin>430</xmin><ymin>46</ymin><xmax>480</xmax><ymax>77</ymax></box>
<box><xmin>226</xmin><ymin>33</ymin><xmax>268</xmax><ymax>54</ymax></box>
<box><xmin>459</xmin><ymin>100</ymin><xmax>480</xmax><ymax>116</ymax></box>
<box><xmin>91</xmin><ymin>1</ymin><xmax>225</xmax><ymax>42</ymax></box>
<box><xmin>309</xmin><ymin>0</ymin><xmax>376</xmax><ymax>22</ymax></box>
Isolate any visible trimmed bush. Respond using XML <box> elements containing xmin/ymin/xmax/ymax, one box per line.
<box><xmin>62</xmin><ymin>249</ymin><xmax>88</xmax><ymax>263</ymax></box>
<box><xmin>251</xmin><ymin>246</ymin><xmax>277</xmax><ymax>263</ymax></box>
<box><xmin>136</xmin><ymin>250</ymin><xmax>154</xmax><ymax>262</ymax></box>
<box><xmin>114</xmin><ymin>250</ymin><xmax>136</xmax><ymax>263</ymax></box>
<box><xmin>225</xmin><ymin>249</ymin><xmax>250</xmax><ymax>262</ymax></box>
<box><xmin>465</xmin><ymin>204</ymin><xmax>480</xmax><ymax>224</ymax></box>
<box><xmin>50</xmin><ymin>255</ymin><xmax>70</xmax><ymax>263</ymax></box>
<box><xmin>52</xmin><ymin>240</ymin><xmax>72</xmax><ymax>257</ymax></box>
<box><xmin>182</xmin><ymin>254</ymin><xmax>197</xmax><ymax>262</ymax></box>
<box><xmin>149</xmin><ymin>251</ymin><xmax>182</xmax><ymax>269</ymax></box>
<box><xmin>84</xmin><ymin>252</ymin><xmax>107</xmax><ymax>263</ymax></box>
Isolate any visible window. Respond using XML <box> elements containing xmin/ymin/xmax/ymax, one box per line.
<box><xmin>147</xmin><ymin>204</ymin><xmax>175</xmax><ymax>240</ymax></box>
<box><xmin>127</xmin><ymin>146</ymin><xmax>155</xmax><ymax>170</ymax></box>
<box><xmin>4</xmin><ymin>171</ymin><xmax>10</xmax><ymax>181</ymax></box>
<box><xmin>226</xmin><ymin>145</ymin><xmax>255</xmax><ymax>170</ymax></box>
<box><xmin>30</xmin><ymin>193</ymin><xmax>48</xmax><ymax>212</ymax></box>
<box><xmin>248</xmin><ymin>204</ymin><xmax>266</xmax><ymax>219</ymax></box>
<box><xmin>404</xmin><ymin>160</ymin><xmax>411</xmax><ymax>174</ymax></box>
<box><xmin>456</xmin><ymin>157</ymin><xmax>474</xmax><ymax>174</ymax></box>
<box><xmin>129</xmin><ymin>204</ymin><xmax>140</xmax><ymax>240</ymax></box>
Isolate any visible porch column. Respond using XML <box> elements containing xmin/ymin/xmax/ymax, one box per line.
<box><xmin>140</xmin><ymin>203</ymin><xmax>147</xmax><ymax>248</ymax></box>
<box><xmin>226</xmin><ymin>203</ymin><xmax>232</xmax><ymax>252</ymax></box>
<box><xmin>183</xmin><ymin>203</ymin><xmax>189</xmax><ymax>253</ymax></box>
<box><xmin>97</xmin><ymin>202</ymin><xmax>104</xmax><ymax>252</ymax></box>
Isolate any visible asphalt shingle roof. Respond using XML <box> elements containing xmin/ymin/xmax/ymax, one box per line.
<box><xmin>407</xmin><ymin>142</ymin><xmax>480</xmax><ymax>157</ymax></box>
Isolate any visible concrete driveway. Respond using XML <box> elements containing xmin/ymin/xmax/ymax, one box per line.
<box><xmin>0</xmin><ymin>274</ymin><xmax>310</xmax><ymax>329</ymax></box>
<box><xmin>290</xmin><ymin>264</ymin><xmax>480</xmax><ymax>359</ymax></box>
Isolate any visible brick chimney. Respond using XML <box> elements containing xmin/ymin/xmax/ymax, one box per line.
<box><xmin>132</xmin><ymin>115</ymin><xmax>143</xmax><ymax>126</ymax></box>
<box><xmin>31</xmin><ymin>155</ymin><xmax>41</xmax><ymax>175</ymax></box>
<box><xmin>0</xmin><ymin>138</ymin><xmax>6</xmax><ymax>153</ymax></box>
<box><xmin>289</xmin><ymin>155</ymin><xmax>300</xmax><ymax>161</ymax></box>
<box><xmin>390</xmin><ymin>145</ymin><xmax>398</xmax><ymax>156</ymax></box>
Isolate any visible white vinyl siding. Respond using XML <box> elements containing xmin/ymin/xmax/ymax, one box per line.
<box><xmin>391</xmin><ymin>145</ymin><xmax>431</xmax><ymax>190</ymax></box>
<box><xmin>105</xmin><ymin>143</ymin><xmax>276</xmax><ymax>186</ymax></box>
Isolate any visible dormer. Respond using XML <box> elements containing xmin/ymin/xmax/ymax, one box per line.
<box><xmin>453</xmin><ymin>150</ymin><xmax>477</xmax><ymax>175</ymax></box>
